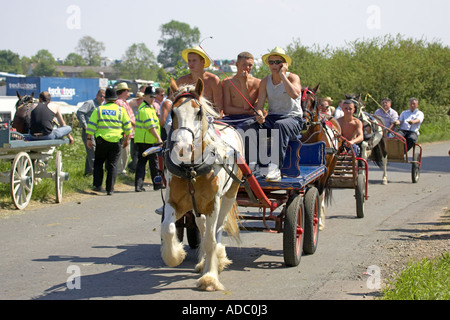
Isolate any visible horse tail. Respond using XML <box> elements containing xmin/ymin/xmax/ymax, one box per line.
<box><xmin>324</xmin><ymin>178</ymin><xmax>334</xmax><ymax>206</ymax></box>
<box><xmin>224</xmin><ymin>202</ymin><xmax>242</xmax><ymax>244</ymax></box>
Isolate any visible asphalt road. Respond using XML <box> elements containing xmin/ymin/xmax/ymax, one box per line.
<box><xmin>0</xmin><ymin>141</ymin><xmax>448</xmax><ymax>302</ymax></box>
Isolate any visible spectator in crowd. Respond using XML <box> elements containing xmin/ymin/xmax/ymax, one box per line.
<box><xmin>114</xmin><ymin>82</ymin><xmax>136</xmax><ymax>175</ymax></box>
<box><xmin>76</xmin><ymin>89</ymin><xmax>105</xmax><ymax>176</ymax></box>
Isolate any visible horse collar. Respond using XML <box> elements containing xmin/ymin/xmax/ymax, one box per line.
<box><xmin>164</xmin><ymin>128</ymin><xmax>218</xmax><ymax>182</ymax></box>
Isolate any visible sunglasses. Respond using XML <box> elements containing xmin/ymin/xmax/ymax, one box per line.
<box><xmin>268</xmin><ymin>60</ymin><xmax>284</xmax><ymax>65</ymax></box>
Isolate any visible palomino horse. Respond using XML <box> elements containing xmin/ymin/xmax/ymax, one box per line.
<box><xmin>161</xmin><ymin>79</ymin><xmax>243</xmax><ymax>291</ymax></box>
<box><xmin>349</xmin><ymin>94</ymin><xmax>388</xmax><ymax>185</ymax></box>
<box><xmin>301</xmin><ymin>85</ymin><xmax>342</xmax><ymax>230</ymax></box>
<box><xmin>12</xmin><ymin>92</ymin><xmax>36</xmax><ymax>134</ymax></box>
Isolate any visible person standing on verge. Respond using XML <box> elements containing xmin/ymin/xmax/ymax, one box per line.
<box><xmin>86</xmin><ymin>88</ymin><xmax>132</xmax><ymax>196</ymax></box>
<box><xmin>115</xmin><ymin>82</ymin><xmax>136</xmax><ymax>175</ymax></box>
<box><xmin>134</xmin><ymin>86</ymin><xmax>164</xmax><ymax>192</ymax></box>
<box><xmin>76</xmin><ymin>89</ymin><xmax>105</xmax><ymax>176</ymax></box>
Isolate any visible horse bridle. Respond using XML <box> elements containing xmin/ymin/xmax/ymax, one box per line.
<box><xmin>301</xmin><ymin>87</ymin><xmax>318</xmax><ymax>125</ymax></box>
<box><xmin>16</xmin><ymin>96</ymin><xmax>35</xmax><ymax>110</ymax></box>
<box><xmin>165</xmin><ymin>92</ymin><xmax>217</xmax><ymax>182</ymax></box>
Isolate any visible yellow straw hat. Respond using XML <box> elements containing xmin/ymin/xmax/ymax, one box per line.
<box><xmin>181</xmin><ymin>46</ymin><xmax>211</xmax><ymax>68</ymax></box>
<box><xmin>262</xmin><ymin>47</ymin><xmax>292</xmax><ymax>66</ymax></box>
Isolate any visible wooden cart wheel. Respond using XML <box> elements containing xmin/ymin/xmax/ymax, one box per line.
<box><xmin>10</xmin><ymin>152</ymin><xmax>34</xmax><ymax>210</ymax></box>
<box><xmin>356</xmin><ymin>172</ymin><xmax>365</xmax><ymax>219</ymax></box>
<box><xmin>411</xmin><ymin>153</ymin><xmax>421</xmax><ymax>184</ymax></box>
<box><xmin>283</xmin><ymin>194</ymin><xmax>305</xmax><ymax>267</ymax></box>
<box><xmin>55</xmin><ymin>151</ymin><xmax>63</xmax><ymax>203</ymax></box>
<box><xmin>303</xmin><ymin>187</ymin><xmax>320</xmax><ymax>255</ymax></box>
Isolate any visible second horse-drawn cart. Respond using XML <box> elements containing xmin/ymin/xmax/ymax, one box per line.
<box><xmin>0</xmin><ymin>123</ymin><xmax>70</xmax><ymax>210</ymax></box>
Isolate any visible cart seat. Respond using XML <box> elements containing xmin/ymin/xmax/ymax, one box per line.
<box><xmin>282</xmin><ymin>140</ymin><xmax>326</xmax><ymax>178</ymax></box>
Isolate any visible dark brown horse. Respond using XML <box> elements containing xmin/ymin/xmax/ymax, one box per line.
<box><xmin>301</xmin><ymin>84</ymin><xmax>342</xmax><ymax>230</ymax></box>
<box><xmin>12</xmin><ymin>92</ymin><xmax>36</xmax><ymax>134</ymax></box>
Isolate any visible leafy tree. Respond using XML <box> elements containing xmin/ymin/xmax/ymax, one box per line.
<box><xmin>64</xmin><ymin>53</ymin><xmax>87</xmax><ymax>66</ymax></box>
<box><xmin>76</xmin><ymin>36</ymin><xmax>105</xmax><ymax>66</ymax></box>
<box><xmin>0</xmin><ymin>50</ymin><xmax>23</xmax><ymax>74</ymax></box>
<box><xmin>80</xmin><ymin>69</ymin><xmax>101</xmax><ymax>78</ymax></box>
<box><xmin>119</xmin><ymin>43</ymin><xmax>157</xmax><ymax>80</ymax></box>
<box><xmin>286</xmin><ymin>35</ymin><xmax>449</xmax><ymax>112</ymax></box>
<box><xmin>157</xmin><ymin>20</ymin><xmax>200</xmax><ymax>68</ymax></box>
<box><xmin>32</xmin><ymin>49</ymin><xmax>56</xmax><ymax>76</ymax></box>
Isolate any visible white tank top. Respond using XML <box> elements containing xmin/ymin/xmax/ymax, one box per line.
<box><xmin>266</xmin><ymin>74</ymin><xmax>303</xmax><ymax>118</ymax></box>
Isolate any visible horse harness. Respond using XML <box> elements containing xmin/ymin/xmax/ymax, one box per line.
<box><xmin>301</xmin><ymin>87</ymin><xmax>339</xmax><ymax>154</ymax></box>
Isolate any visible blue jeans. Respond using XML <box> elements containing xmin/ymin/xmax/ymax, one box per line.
<box><xmin>241</xmin><ymin>114</ymin><xmax>304</xmax><ymax>167</ymax></box>
<box><xmin>26</xmin><ymin>126</ymin><xmax>72</xmax><ymax>141</ymax></box>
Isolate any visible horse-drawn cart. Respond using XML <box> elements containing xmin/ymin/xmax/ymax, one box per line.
<box><xmin>384</xmin><ymin>128</ymin><xmax>423</xmax><ymax>183</ymax></box>
<box><xmin>0</xmin><ymin>123</ymin><xmax>69</xmax><ymax>210</ymax></box>
<box><xmin>328</xmin><ymin>142</ymin><xmax>369</xmax><ymax>219</ymax></box>
<box><xmin>149</xmin><ymin>138</ymin><xmax>328</xmax><ymax>268</ymax></box>
<box><xmin>236</xmin><ymin>140</ymin><xmax>328</xmax><ymax>267</ymax></box>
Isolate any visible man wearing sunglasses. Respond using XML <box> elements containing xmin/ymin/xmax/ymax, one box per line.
<box><xmin>245</xmin><ymin>47</ymin><xmax>303</xmax><ymax>182</ymax></box>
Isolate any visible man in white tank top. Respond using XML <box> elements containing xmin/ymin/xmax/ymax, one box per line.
<box><xmin>244</xmin><ymin>47</ymin><xmax>303</xmax><ymax>182</ymax></box>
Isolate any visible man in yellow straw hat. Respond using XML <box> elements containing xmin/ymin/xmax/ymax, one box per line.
<box><xmin>177</xmin><ymin>46</ymin><xmax>223</xmax><ymax>115</ymax></box>
<box><xmin>243</xmin><ymin>47</ymin><xmax>303</xmax><ymax>182</ymax></box>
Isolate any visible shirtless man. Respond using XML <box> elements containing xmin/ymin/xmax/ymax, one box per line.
<box><xmin>177</xmin><ymin>46</ymin><xmax>223</xmax><ymax>115</ymax></box>
<box><xmin>223</xmin><ymin>52</ymin><xmax>261</xmax><ymax>117</ymax></box>
<box><xmin>337</xmin><ymin>100</ymin><xmax>364</xmax><ymax>156</ymax></box>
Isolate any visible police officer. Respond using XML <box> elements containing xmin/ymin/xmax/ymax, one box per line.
<box><xmin>87</xmin><ymin>87</ymin><xmax>132</xmax><ymax>195</ymax></box>
<box><xmin>134</xmin><ymin>86</ymin><xmax>164</xmax><ymax>192</ymax></box>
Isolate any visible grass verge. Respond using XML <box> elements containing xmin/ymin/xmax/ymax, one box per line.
<box><xmin>381</xmin><ymin>252</ymin><xmax>450</xmax><ymax>300</ymax></box>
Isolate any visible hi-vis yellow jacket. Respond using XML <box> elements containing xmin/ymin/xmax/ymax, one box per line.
<box><xmin>134</xmin><ymin>101</ymin><xmax>161</xmax><ymax>144</ymax></box>
<box><xmin>87</xmin><ymin>102</ymin><xmax>132</xmax><ymax>143</ymax></box>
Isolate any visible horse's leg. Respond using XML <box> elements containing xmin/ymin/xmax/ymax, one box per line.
<box><xmin>195</xmin><ymin>214</ymin><xmax>206</xmax><ymax>273</ymax></box>
<box><xmin>197</xmin><ymin>197</ymin><xmax>224</xmax><ymax>291</ymax></box>
<box><xmin>381</xmin><ymin>147</ymin><xmax>388</xmax><ymax>185</ymax></box>
<box><xmin>195</xmin><ymin>196</ymin><xmax>235</xmax><ymax>274</ymax></box>
<box><xmin>215</xmin><ymin>197</ymin><xmax>236</xmax><ymax>273</ymax></box>
<box><xmin>161</xmin><ymin>201</ymin><xmax>186</xmax><ymax>268</ymax></box>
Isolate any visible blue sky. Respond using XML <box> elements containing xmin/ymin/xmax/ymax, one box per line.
<box><xmin>1</xmin><ymin>0</ymin><xmax>449</xmax><ymax>61</ymax></box>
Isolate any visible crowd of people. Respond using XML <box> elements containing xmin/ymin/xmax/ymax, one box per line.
<box><xmin>69</xmin><ymin>46</ymin><xmax>424</xmax><ymax>194</ymax></box>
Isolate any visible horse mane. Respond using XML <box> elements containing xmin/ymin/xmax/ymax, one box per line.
<box><xmin>173</xmin><ymin>84</ymin><xmax>220</xmax><ymax>119</ymax></box>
